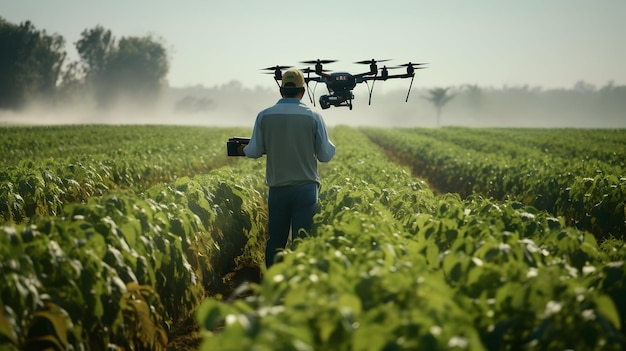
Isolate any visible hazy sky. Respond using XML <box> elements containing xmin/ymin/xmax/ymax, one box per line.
<box><xmin>2</xmin><ymin>0</ymin><xmax>625</xmax><ymax>91</ymax></box>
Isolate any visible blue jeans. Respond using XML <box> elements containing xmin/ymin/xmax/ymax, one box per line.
<box><xmin>266</xmin><ymin>182</ymin><xmax>318</xmax><ymax>267</ymax></box>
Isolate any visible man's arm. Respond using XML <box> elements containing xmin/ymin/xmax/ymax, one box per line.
<box><xmin>314</xmin><ymin>114</ymin><xmax>336</xmax><ymax>162</ymax></box>
<box><xmin>243</xmin><ymin>114</ymin><xmax>265</xmax><ymax>158</ymax></box>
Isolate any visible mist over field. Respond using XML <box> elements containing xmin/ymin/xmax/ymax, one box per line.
<box><xmin>2</xmin><ymin>10</ymin><xmax>625</xmax><ymax>130</ymax></box>
<box><xmin>2</xmin><ymin>81</ymin><xmax>625</xmax><ymax>129</ymax></box>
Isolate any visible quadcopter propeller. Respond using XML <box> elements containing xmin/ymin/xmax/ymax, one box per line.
<box><xmin>260</xmin><ymin>65</ymin><xmax>292</xmax><ymax>71</ymax></box>
<box><xmin>301</xmin><ymin>67</ymin><xmax>330</xmax><ymax>74</ymax></box>
<box><xmin>397</xmin><ymin>62</ymin><xmax>428</xmax><ymax>67</ymax></box>
<box><xmin>262</xmin><ymin>65</ymin><xmax>293</xmax><ymax>87</ymax></box>
<box><xmin>354</xmin><ymin>59</ymin><xmax>391</xmax><ymax>64</ymax></box>
<box><xmin>389</xmin><ymin>65</ymin><xmax>427</xmax><ymax>70</ymax></box>
<box><xmin>301</xmin><ymin>59</ymin><xmax>337</xmax><ymax>65</ymax></box>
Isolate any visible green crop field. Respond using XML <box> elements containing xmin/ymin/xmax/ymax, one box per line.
<box><xmin>1</xmin><ymin>125</ymin><xmax>625</xmax><ymax>350</ymax></box>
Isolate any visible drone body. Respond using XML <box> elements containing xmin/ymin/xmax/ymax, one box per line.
<box><xmin>262</xmin><ymin>59</ymin><xmax>427</xmax><ymax>110</ymax></box>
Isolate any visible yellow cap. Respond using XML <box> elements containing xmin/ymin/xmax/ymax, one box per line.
<box><xmin>281</xmin><ymin>68</ymin><xmax>305</xmax><ymax>88</ymax></box>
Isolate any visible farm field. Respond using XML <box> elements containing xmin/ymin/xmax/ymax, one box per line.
<box><xmin>1</xmin><ymin>124</ymin><xmax>625</xmax><ymax>350</ymax></box>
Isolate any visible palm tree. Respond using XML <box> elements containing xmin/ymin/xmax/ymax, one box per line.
<box><xmin>424</xmin><ymin>87</ymin><xmax>455</xmax><ymax>127</ymax></box>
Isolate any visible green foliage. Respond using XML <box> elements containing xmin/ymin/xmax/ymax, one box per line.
<box><xmin>0</xmin><ymin>125</ymin><xmax>248</xmax><ymax>224</ymax></box>
<box><xmin>0</xmin><ymin>18</ymin><xmax>66</xmax><ymax>109</ymax></box>
<box><xmin>0</xmin><ymin>177</ymin><xmax>267</xmax><ymax>349</ymax></box>
<box><xmin>108</xmin><ymin>36</ymin><xmax>169</xmax><ymax>99</ymax></box>
<box><xmin>198</xmin><ymin>126</ymin><xmax>626</xmax><ymax>350</ymax></box>
<box><xmin>0</xmin><ymin>126</ymin><xmax>268</xmax><ymax>348</ymax></box>
<box><xmin>1</xmin><ymin>125</ymin><xmax>624</xmax><ymax>350</ymax></box>
<box><xmin>0</xmin><ymin>18</ymin><xmax>170</xmax><ymax>110</ymax></box>
<box><xmin>364</xmin><ymin>127</ymin><xmax>626</xmax><ymax>239</ymax></box>
<box><xmin>76</xmin><ymin>26</ymin><xmax>169</xmax><ymax>108</ymax></box>
<box><xmin>76</xmin><ymin>25</ymin><xmax>114</xmax><ymax>79</ymax></box>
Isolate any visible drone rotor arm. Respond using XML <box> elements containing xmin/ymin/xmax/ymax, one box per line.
<box><xmin>305</xmin><ymin>77</ymin><xmax>324</xmax><ymax>83</ymax></box>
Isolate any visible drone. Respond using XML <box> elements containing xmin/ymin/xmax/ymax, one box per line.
<box><xmin>261</xmin><ymin>59</ymin><xmax>427</xmax><ymax>110</ymax></box>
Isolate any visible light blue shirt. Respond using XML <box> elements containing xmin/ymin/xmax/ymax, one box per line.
<box><xmin>244</xmin><ymin>98</ymin><xmax>336</xmax><ymax>187</ymax></box>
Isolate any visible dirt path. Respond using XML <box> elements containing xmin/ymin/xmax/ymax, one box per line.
<box><xmin>166</xmin><ymin>266</ymin><xmax>262</xmax><ymax>350</ymax></box>
<box><xmin>167</xmin><ymin>314</ymin><xmax>201</xmax><ymax>350</ymax></box>
<box><xmin>367</xmin><ymin>136</ymin><xmax>446</xmax><ymax>196</ymax></box>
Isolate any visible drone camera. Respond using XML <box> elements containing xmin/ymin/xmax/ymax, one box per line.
<box><xmin>319</xmin><ymin>95</ymin><xmax>332</xmax><ymax>109</ymax></box>
<box><xmin>319</xmin><ymin>91</ymin><xmax>355</xmax><ymax>110</ymax></box>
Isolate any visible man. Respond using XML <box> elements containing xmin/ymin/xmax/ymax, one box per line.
<box><xmin>243</xmin><ymin>68</ymin><xmax>336</xmax><ymax>268</ymax></box>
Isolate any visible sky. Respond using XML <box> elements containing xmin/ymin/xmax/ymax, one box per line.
<box><xmin>2</xmin><ymin>0</ymin><xmax>625</xmax><ymax>91</ymax></box>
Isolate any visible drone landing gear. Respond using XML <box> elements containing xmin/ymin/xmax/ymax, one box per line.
<box><xmin>306</xmin><ymin>81</ymin><xmax>318</xmax><ymax>106</ymax></box>
<box><xmin>405</xmin><ymin>75</ymin><xmax>415</xmax><ymax>102</ymax></box>
<box><xmin>364</xmin><ymin>80</ymin><xmax>376</xmax><ymax>105</ymax></box>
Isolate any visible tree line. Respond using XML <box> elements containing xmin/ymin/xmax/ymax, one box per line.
<box><xmin>0</xmin><ymin>17</ymin><xmax>168</xmax><ymax>110</ymax></box>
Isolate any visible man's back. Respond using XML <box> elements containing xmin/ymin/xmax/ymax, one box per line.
<box><xmin>245</xmin><ymin>98</ymin><xmax>335</xmax><ymax>187</ymax></box>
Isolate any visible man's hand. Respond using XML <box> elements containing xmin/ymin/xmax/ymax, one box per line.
<box><xmin>237</xmin><ymin>143</ymin><xmax>248</xmax><ymax>156</ymax></box>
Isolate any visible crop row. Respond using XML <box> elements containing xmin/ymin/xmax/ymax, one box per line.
<box><xmin>197</xmin><ymin>126</ymin><xmax>626</xmax><ymax>350</ymax></box>
<box><xmin>1</xmin><ymin>125</ymin><xmax>238</xmax><ymax>166</ymax></box>
<box><xmin>0</xmin><ymin>156</ymin><xmax>268</xmax><ymax>350</ymax></box>
<box><xmin>399</xmin><ymin>127</ymin><xmax>626</xmax><ymax>167</ymax></box>
<box><xmin>362</xmin><ymin>127</ymin><xmax>626</xmax><ymax>239</ymax></box>
<box><xmin>2</xmin><ymin>125</ymin><xmax>625</xmax><ymax>350</ymax></box>
<box><xmin>0</xmin><ymin>125</ymin><xmax>249</xmax><ymax>224</ymax></box>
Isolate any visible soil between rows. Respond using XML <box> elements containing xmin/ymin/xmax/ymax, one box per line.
<box><xmin>166</xmin><ymin>266</ymin><xmax>262</xmax><ymax>350</ymax></box>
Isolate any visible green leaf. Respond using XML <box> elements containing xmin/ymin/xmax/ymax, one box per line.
<box><xmin>594</xmin><ymin>294</ymin><xmax>621</xmax><ymax>330</ymax></box>
<box><xmin>196</xmin><ymin>299</ymin><xmax>228</xmax><ymax>331</ymax></box>
<box><xmin>426</xmin><ymin>242</ymin><xmax>440</xmax><ymax>269</ymax></box>
<box><xmin>0</xmin><ymin>301</ymin><xmax>18</xmax><ymax>347</ymax></box>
